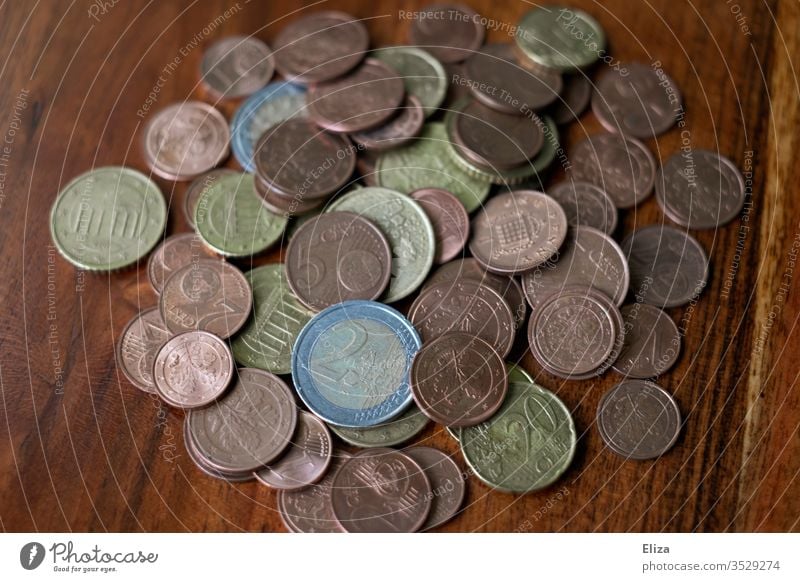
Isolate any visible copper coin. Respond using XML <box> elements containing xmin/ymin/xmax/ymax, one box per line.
<box><xmin>410</xmin><ymin>188</ymin><xmax>470</xmax><ymax>264</ymax></box>
<box><xmin>570</xmin><ymin>133</ymin><xmax>656</xmax><ymax>209</ymax></box>
<box><xmin>403</xmin><ymin>447</ymin><xmax>465</xmax><ymax>530</ymax></box>
<box><xmin>183</xmin><ymin>169</ymin><xmax>238</xmax><ymax>228</ymax></box>
<box><xmin>254</xmin><ymin>411</ymin><xmax>333</xmax><ymax>490</ymax></box>
<box><xmin>253</xmin><ymin>173</ymin><xmax>325</xmax><ymax>217</ymax></box>
<box><xmin>349</xmin><ymin>95</ymin><xmax>425</xmax><ymax>151</ymax></box>
<box><xmin>521</xmin><ymin>225</ymin><xmax>630</xmax><ymax>309</ymax></box>
<box><xmin>597</xmin><ymin>379</ymin><xmax>682</xmax><ymax>460</ymax></box>
<box><xmin>307</xmin><ymin>59</ymin><xmax>405</xmax><ymax>133</ymax></box>
<box><xmin>200</xmin><ymin>35</ymin><xmax>274</xmax><ymax>100</ymax></box>
<box><xmin>409</xmin><ymin>278</ymin><xmax>515</xmax><ymax>357</ymax></box>
<box><xmin>464</xmin><ymin>43</ymin><xmax>562</xmax><ymax>114</ymax></box>
<box><xmin>331</xmin><ymin>448</ymin><xmax>432</xmax><ymax>533</ymax></box>
<box><xmin>278</xmin><ymin>451</ymin><xmax>352</xmax><ymax>533</ymax></box>
<box><xmin>254</xmin><ymin>118</ymin><xmax>355</xmax><ymax>201</ymax></box>
<box><xmin>469</xmin><ymin>190</ymin><xmax>567</xmax><ymax>275</ymax></box>
<box><xmin>450</xmin><ymin>98</ymin><xmax>545</xmax><ymax>170</ymax></box>
<box><xmin>621</xmin><ymin>225</ymin><xmax>709</xmax><ymax>308</ymax></box>
<box><xmin>357</xmin><ymin>151</ymin><xmax>380</xmax><ymax>186</ymax></box>
<box><xmin>272</xmin><ymin>11</ymin><xmax>368</xmax><ymax>84</ymax></box>
<box><xmin>285</xmin><ymin>211</ymin><xmax>392</xmax><ymax>311</ymax></box>
<box><xmin>613</xmin><ymin>304</ymin><xmax>681</xmax><ymax>378</ymax></box>
<box><xmin>550</xmin><ymin>73</ymin><xmax>591</xmax><ymax>125</ymax></box>
<box><xmin>424</xmin><ymin>258</ymin><xmax>527</xmax><ymax>330</ymax></box>
<box><xmin>655</xmin><ymin>149</ymin><xmax>746</xmax><ymax>229</ymax></box>
<box><xmin>147</xmin><ymin>233</ymin><xmax>217</xmax><ymax>294</ymax></box>
<box><xmin>187</xmin><ymin>368</ymin><xmax>298</xmax><ymax>473</ymax></box>
<box><xmin>142</xmin><ymin>101</ymin><xmax>230</xmax><ymax>181</ymax></box>
<box><xmin>407</xmin><ymin>4</ymin><xmax>485</xmax><ymax>63</ymax></box>
<box><xmin>116</xmin><ymin>307</ymin><xmax>172</xmax><ymax>394</ymax></box>
<box><xmin>411</xmin><ymin>332</ymin><xmax>508</xmax><ymax>427</ymax></box>
<box><xmin>159</xmin><ymin>258</ymin><xmax>252</xmax><ymax>339</ymax></box>
<box><xmin>528</xmin><ymin>286</ymin><xmax>622</xmax><ymax>379</ymax></box>
<box><xmin>183</xmin><ymin>420</ymin><xmax>255</xmax><ymax>482</ymax></box>
<box><xmin>592</xmin><ymin>62</ymin><xmax>682</xmax><ymax>139</ymax></box>
<box><xmin>152</xmin><ymin>330</ymin><xmax>234</xmax><ymax>409</ymax></box>
<box><xmin>546</xmin><ymin>180</ymin><xmax>618</xmax><ymax>234</ymax></box>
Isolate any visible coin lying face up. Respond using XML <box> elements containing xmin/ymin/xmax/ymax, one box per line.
<box><xmin>292</xmin><ymin>300</ymin><xmax>421</xmax><ymax>428</ymax></box>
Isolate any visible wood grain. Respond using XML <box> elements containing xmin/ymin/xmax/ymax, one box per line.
<box><xmin>0</xmin><ymin>0</ymin><xmax>798</xmax><ymax>532</ymax></box>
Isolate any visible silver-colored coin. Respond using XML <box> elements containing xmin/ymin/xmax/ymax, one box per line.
<box><xmin>546</xmin><ymin>180</ymin><xmax>618</xmax><ymax>234</ymax></box>
<box><xmin>655</xmin><ymin>149</ymin><xmax>745</xmax><ymax>229</ymax></box>
<box><xmin>621</xmin><ymin>225</ymin><xmax>708</xmax><ymax>308</ymax></box>
<box><xmin>613</xmin><ymin>304</ymin><xmax>681</xmax><ymax>378</ymax></box>
<box><xmin>570</xmin><ymin>133</ymin><xmax>656</xmax><ymax>209</ymax></box>
<box><xmin>254</xmin><ymin>411</ymin><xmax>332</xmax><ymax>490</ymax></box>
<box><xmin>597</xmin><ymin>379</ymin><xmax>682</xmax><ymax>460</ymax></box>
<box><xmin>521</xmin><ymin>226</ymin><xmax>629</xmax><ymax>309</ymax></box>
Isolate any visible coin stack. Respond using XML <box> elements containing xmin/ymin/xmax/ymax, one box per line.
<box><xmin>50</xmin><ymin>4</ymin><xmax>747</xmax><ymax>533</ymax></box>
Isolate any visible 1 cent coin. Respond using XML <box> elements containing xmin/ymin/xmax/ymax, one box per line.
<box><xmin>285</xmin><ymin>211</ymin><xmax>392</xmax><ymax>311</ymax></box>
<box><xmin>152</xmin><ymin>330</ymin><xmax>234</xmax><ymax>409</ymax></box>
<box><xmin>116</xmin><ymin>307</ymin><xmax>172</xmax><ymax>394</ymax></box>
<box><xmin>410</xmin><ymin>188</ymin><xmax>470</xmax><ymax>264</ymax></box>
<box><xmin>403</xmin><ymin>446</ymin><xmax>465</xmax><ymax>531</ymax></box>
<box><xmin>411</xmin><ymin>332</ymin><xmax>508</xmax><ymax>427</ymax></box>
<box><xmin>147</xmin><ymin>233</ymin><xmax>216</xmax><ymax>294</ymax></box>
<box><xmin>613</xmin><ymin>304</ymin><xmax>681</xmax><ymax>378</ymax></box>
<box><xmin>469</xmin><ymin>190</ymin><xmax>567</xmax><ymax>275</ymax></box>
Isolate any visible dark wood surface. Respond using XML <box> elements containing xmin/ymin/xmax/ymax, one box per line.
<box><xmin>1</xmin><ymin>0</ymin><xmax>798</xmax><ymax>532</ymax></box>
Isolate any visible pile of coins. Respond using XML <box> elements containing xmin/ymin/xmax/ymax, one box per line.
<box><xmin>50</xmin><ymin>4</ymin><xmax>747</xmax><ymax>532</ymax></box>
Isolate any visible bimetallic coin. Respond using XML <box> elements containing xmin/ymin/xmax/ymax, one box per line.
<box><xmin>411</xmin><ymin>332</ymin><xmax>508</xmax><ymax>427</ymax></box>
<box><xmin>597</xmin><ymin>380</ymin><xmax>681</xmax><ymax>460</ymax></box>
<box><xmin>546</xmin><ymin>180</ymin><xmax>618</xmax><ymax>234</ymax></box>
<box><xmin>194</xmin><ymin>172</ymin><xmax>287</xmax><ymax>257</ymax></box>
<box><xmin>376</xmin><ymin>122</ymin><xmax>491</xmax><ymax>213</ymax></box>
<box><xmin>331</xmin><ymin>448</ymin><xmax>432</xmax><ymax>532</ymax></box>
<box><xmin>521</xmin><ymin>226</ymin><xmax>630</xmax><ymax>308</ymax></box>
<box><xmin>404</xmin><ymin>446</ymin><xmax>465</xmax><ymax>531</ymax></box>
<box><xmin>450</xmin><ymin>98</ymin><xmax>545</xmax><ymax>170</ymax></box>
<box><xmin>230</xmin><ymin>264</ymin><xmax>314</xmax><ymax>374</ymax></box>
<box><xmin>278</xmin><ymin>452</ymin><xmax>351</xmax><ymax>533</ymax></box>
<box><xmin>200</xmin><ymin>36</ymin><xmax>274</xmax><ymax>99</ymax></box>
<box><xmin>528</xmin><ymin>286</ymin><xmax>623</xmax><ymax>379</ymax></box>
<box><xmin>183</xmin><ymin>169</ymin><xmax>238</xmax><ymax>228</ymax></box>
<box><xmin>50</xmin><ymin>167</ymin><xmax>166</xmax><ymax>271</ymax></box>
<box><xmin>515</xmin><ymin>6</ymin><xmax>605</xmax><ymax>71</ymax></box>
<box><xmin>327</xmin><ymin>187</ymin><xmax>435</xmax><ymax>303</ymax></box>
<box><xmin>187</xmin><ymin>368</ymin><xmax>298</xmax><ymax>473</ymax></box>
<box><xmin>464</xmin><ymin>43</ymin><xmax>563</xmax><ymax>113</ymax></box>
<box><xmin>410</xmin><ymin>188</ymin><xmax>470</xmax><ymax>264</ymax></box>
<box><xmin>148</xmin><ymin>233</ymin><xmax>217</xmax><ymax>294</ymax></box>
<box><xmin>142</xmin><ymin>102</ymin><xmax>230</xmax><ymax>181</ymax></box>
<box><xmin>285</xmin><ymin>212</ymin><xmax>392</xmax><ymax>310</ymax></box>
<box><xmin>307</xmin><ymin>59</ymin><xmax>405</xmax><ymax>134</ymax></box>
<box><xmin>592</xmin><ymin>62</ymin><xmax>682</xmax><ymax>139</ymax></box>
<box><xmin>570</xmin><ymin>133</ymin><xmax>656</xmax><ymax>209</ymax></box>
<box><xmin>328</xmin><ymin>404</ymin><xmax>429</xmax><ymax>448</ymax></box>
<box><xmin>349</xmin><ymin>95</ymin><xmax>425</xmax><ymax>152</ymax></box>
<box><xmin>153</xmin><ymin>331</ymin><xmax>234</xmax><ymax>409</ymax></box>
<box><xmin>549</xmin><ymin>73</ymin><xmax>591</xmax><ymax>125</ymax></box>
<box><xmin>409</xmin><ymin>278</ymin><xmax>515</xmax><ymax>358</ymax></box>
<box><xmin>272</xmin><ymin>11</ymin><xmax>368</xmax><ymax>84</ymax></box>
<box><xmin>292</xmin><ymin>301</ymin><xmax>421</xmax><ymax>428</ymax></box>
<box><xmin>407</xmin><ymin>4</ymin><xmax>485</xmax><ymax>64</ymax></box>
<box><xmin>160</xmin><ymin>259</ymin><xmax>252</xmax><ymax>339</ymax></box>
<box><xmin>460</xmin><ymin>382</ymin><xmax>577</xmax><ymax>492</ymax></box>
<box><xmin>613</xmin><ymin>304</ymin><xmax>681</xmax><ymax>378</ymax></box>
<box><xmin>116</xmin><ymin>308</ymin><xmax>172</xmax><ymax>394</ymax></box>
<box><xmin>469</xmin><ymin>190</ymin><xmax>568</xmax><ymax>275</ymax></box>
<box><xmin>656</xmin><ymin>150</ymin><xmax>746</xmax><ymax>229</ymax></box>
<box><xmin>372</xmin><ymin>46</ymin><xmax>448</xmax><ymax>117</ymax></box>
<box><xmin>621</xmin><ymin>225</ymin><xmax>709</xmax><ymax>308</ymax></box>
<box><xmin>254</xmin><ymin>118</ymin><xmax>355</xmax><ymax>202</ymax></box>
<box><xmin>424</xmin><ymin>258</ymin><xmax>527</xmax><ymax>330</ymax></box>
<box><xmin>230</xmin><ymin>81</ymin><xmax>307</xmax><ymax>173</ymax></box>
<box><xmin>255</xmin><ymin>411</ymin><xmax>332</xmax><ymax>490</ymax></box>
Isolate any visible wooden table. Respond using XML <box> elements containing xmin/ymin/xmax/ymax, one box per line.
<box><xmin>1</xmin><ymin>0</ymin><xmax>798</xmax><ymax>532</ymax></box>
